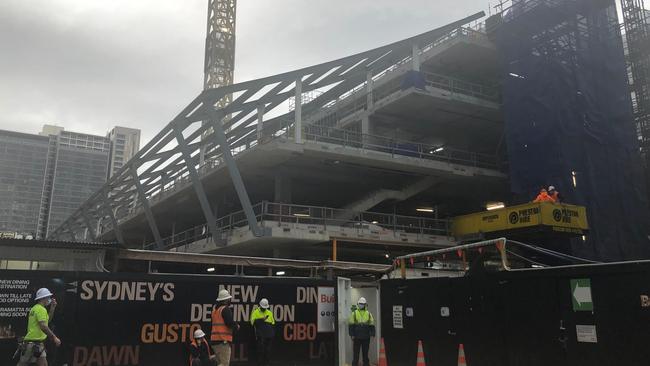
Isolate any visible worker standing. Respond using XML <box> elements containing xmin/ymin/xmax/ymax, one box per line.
<box><xmin>249</xmin><ymin>298</ymin><xmax>275</xmax><ymax>366</ymax></box>
<box><xmin>348</xmin><ymin>297</ymin><xmax>375</xmax><ymax>366</ymax></box>
<box><xmin>533</xmin><ymin>188</ymin><xmax>555</xmax><ymax>203</ymax></box>
<box><xmin>16</xmin><ymin>288</ymin><xmax>61</xmax><ymax>366</ymax></box>
<box><xmin>211</xmin><ymin>289</ymin><xmax>239</xmax><ymax>366</ymax></box>
<box><xmin>548</xmin><ymin>186</ymin><xmax>560</xmax><ymax>203</ymax></box>
<box><xmin>189</xmin><ymin>328</ymin><xmax>215</xmax><ymax>366</ymax></box>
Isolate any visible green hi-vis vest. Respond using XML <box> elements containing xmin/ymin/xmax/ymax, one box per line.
<box><xmin>349</xmin><ymin>309</ymin><xmax>374</xmax><ymax>325</ymax></box>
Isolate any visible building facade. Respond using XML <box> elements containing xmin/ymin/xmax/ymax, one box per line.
<box><xmin>41</xmin><ymin>128</ymin><xmax>111</xmax><ymax>237</ymax></box>
<box><xmin>0</xmin><ymin>126</ymin><xmax>112</xmax><ymax>239</ymax></box>
<box><xmin>0</xmin><ymin>130</ymin><xmax>50</xmax><ymax>236</ymax></box>
<box><xmin>107</xmin><ymin>126</ymin><xmax>140</xmax><ymax>178</ymax></box>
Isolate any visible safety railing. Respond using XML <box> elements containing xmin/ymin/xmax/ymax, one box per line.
<box><xmin>424</xmin><ymin>72</ymin><xmax>500</xmax><ymax>102</ymax></box>
<box><xmin>145</xmin><ymin>201</ymin><xmax>451</xmax><ymax>250</ymax></box>
<box><xmin>318</xmin><ymin>26</ymin><xmax>494</xmax><ymax>119</ymax></box>
<box><xmin>113</xmin><ymin>122</ymin><xmax>501</xmax><ymax>227</ymax></box>
<box><xmin>303</xmin><ymin>125</ymin><xmax>500</xmax><ymax>170</ymax></box>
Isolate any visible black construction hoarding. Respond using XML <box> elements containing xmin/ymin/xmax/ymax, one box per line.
<box><xmin>0</xmin><ymin>270</ymin><xmax>337</xmax><ymax>366</ymax></box>
<box><xmin>380</xmin><ymin>261</ymin><xmax>650</xmax><ymax>366</ymax></box>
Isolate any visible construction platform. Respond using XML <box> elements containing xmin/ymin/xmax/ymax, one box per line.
<box><xmin>452</xmin><ymin>202</ymin><xmax>589</xmax><ymax>240</ymax></box>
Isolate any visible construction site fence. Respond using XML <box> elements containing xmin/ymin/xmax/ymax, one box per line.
<box><xmin>0</xmin><ymin>270</ymin><xmax>336</xmax><ymax>366</ymax></box>
<box><xmin>380</xmin><ymin>260</ymin><xmax>650</xmax><ymax>365</ymax></box>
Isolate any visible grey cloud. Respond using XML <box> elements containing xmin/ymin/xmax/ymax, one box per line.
<box><xmin>0</xmin><ymin>0</ymin><xmax>486</xmax><ymax>144</ymax></box>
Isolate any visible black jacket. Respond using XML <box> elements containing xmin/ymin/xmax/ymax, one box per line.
<box><xmin>189</xmin><ymin>338</ymin><xmax>211</xmax><ymax>364</ymax></box>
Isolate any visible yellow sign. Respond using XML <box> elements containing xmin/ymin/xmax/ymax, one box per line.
<box><xmin>452</xmin><ymin>203</ymin><xmax>588</xmax><ymax>238</ymax></box>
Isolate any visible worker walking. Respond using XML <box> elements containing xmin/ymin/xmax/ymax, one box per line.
<box><xmin>16</xmin><ymin>288</ymin><xmax>61</xmax><ymax>366</ymax></box>
<box><xmin>249</xmin><ymin>298</ymin><xmax>275</xmax><ymax>366</ymax></box>
<box><xmin>189</xmin><ymin>328</ymin><xmax>215</xmax><ymax>366</ymax></box>
<box><xmin>211</xmin><ymin>289</ymin><xmax>239</xmax><ymax>366</ymax></box>
<box><xmin>533</xmin><ymin>188</ymin><xmax>555</xmax><ymax>203</ymax></box>
<box><xmin>348</xmin><ymin>297</ymin><xmax>375</xmax><ymax>366</ymax></box>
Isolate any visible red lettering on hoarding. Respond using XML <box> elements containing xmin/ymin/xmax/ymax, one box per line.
<box><xmin>283</xmin><ymin>323</ymin><xmax>317</xmax><ymax>341</ymax></box>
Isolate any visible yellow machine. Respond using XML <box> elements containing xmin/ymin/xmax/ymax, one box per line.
<box><xmin>452</xmin><ymin>202</ymin><xmax>589</xmax><ymax>239</ymax></box>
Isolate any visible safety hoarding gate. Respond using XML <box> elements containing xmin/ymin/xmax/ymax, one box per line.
<box><xmin>0</xmin><ymin>271</ymin><xmax>337</xmax><ymax>366</ymax></box>
<box><xmin>381</xmin><ymin>261</ymin><xmax>650</xmax><ymax>366</ymax></box>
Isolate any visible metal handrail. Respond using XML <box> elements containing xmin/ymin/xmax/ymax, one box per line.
<box><xmin>319</xmin><ymin>26</ymin><xmax>493</xmax><ymax>115</ymax></box>
<box><xmin>303</xmin><ymin>125</ymin><xmax>500</xmax><ymax>169</ymax></box>
<box><xmin>145</xmin><ymin>201</ymin><xmax>452</xmax><ymax>250</ymax></box>
<box><xmin>423</xmin><ymin>72</ymin><xmax>500</xmax><ymax>101</ymax></box>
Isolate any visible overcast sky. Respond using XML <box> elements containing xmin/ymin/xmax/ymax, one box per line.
<box><xmin>0</xmin><ymin>0</ymin><xmax>488</xmax><ymax>145</ymax></box>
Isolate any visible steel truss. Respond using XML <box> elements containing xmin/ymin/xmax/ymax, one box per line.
<box><xmin>48</xmin><ymin>12</ymin><xmax>484</xmax><ymax>248</ymax></box>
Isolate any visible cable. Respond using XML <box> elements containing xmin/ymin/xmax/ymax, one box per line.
<box><xmin>508</xmin><ymin>240</ymin><xmax>600</xmax><ymax>264</ymax></box>
<box><xmin>505</xmin><ymin>249</ymin><xmax>549</xmax><ymax>267</ymax></box>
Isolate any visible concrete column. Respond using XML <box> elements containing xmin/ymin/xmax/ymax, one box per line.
<box><xmin>294</xmin><ymin>77</ymin><xmax>303</xmax><ymax>144</ymax></box>
<box><xmin>274</xmin><ymin>174</ymin><xmax>292</xmax><ymax>203</ymax></box>
<box><xmin>257</xmin><ymin>104</ymin><xmax>265</xmax><ymax>141</ymax></box>
<box><xmin>412</xmin><ymin>43</ymin><xmax>421</xmax><ymax>72</ymax></box>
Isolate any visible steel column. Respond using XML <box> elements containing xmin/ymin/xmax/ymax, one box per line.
<box><xmin>412</xmin><ymin>43</ymin><xmax>421</xmax><ymax>71</ymax></box>
<box><xmin>81</xmin><ymin>211</ymin><xmax>98</xmax><ymax>241</ymax></box>
<box><xmin>257</xmin><ymin>104</ymin><xmax>265</xmax><ymax>140</ymax></box>
<box><xmin>172</xmin><ymin>125</ymin><xmax>222</xmax><ymax>245</ymax></box>
<box><xmin>209</xmin><ymin>111</ymin><xmax>263</xmax><ymax>236</ymax></box>
<box><xmin>130</xmin><ymin>166</ymin><xmax>164</xmax><ymax>249</ymax></box>
<box><xmin>294</xmin><ymin>77</ymin><xmax>303</xmax><ymax>143</ymax></box>
<box><xmin>102</xmin><ymin>189</ymin><xmax>125</xmax><ymax>244</ymax></box>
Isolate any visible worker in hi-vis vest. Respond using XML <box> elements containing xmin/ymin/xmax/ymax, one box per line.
<box><xmin>249</xmin><ymin>298</ymin><xmax>275</xmax><ymax>366</ymax></box>
<box><xmin>17</xmin><ymin>288</ymin><xmax>61</xmax><ymax>366</ymax></box>
<box><xmin>211</xmin><ymin>289</ymin><xmax>239</xmax><ymax>366</ymax></box>
<box><xmin>188</xmin><ymin>328</ymin><xmax>215</xmax><ymax>366</ymax></box>
<box><xmin>348</xmin><ymin>297</ymin><xmax>375</xmax><ymax>366</ymax></box>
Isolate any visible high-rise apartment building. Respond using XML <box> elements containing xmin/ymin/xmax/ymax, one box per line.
<box><xmin>0</xmin><ymin>130</ymin><xmax>51</xmax><ymax>236</ymax></box>
<box><xmin>0</xmin><ymin>125</ymin><xmax>111</xmax><ymax>239</ymax></box>
<box><xmin>39</xmin><ymin>127</ymin><xmax>111</xmax><ymax>237</ymax></box>
<box><xmin>106</xmin><ymin>126</ymin><xmax>140</xmax><ymax>178</ymax></box>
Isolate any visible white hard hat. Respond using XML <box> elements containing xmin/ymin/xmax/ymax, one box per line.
<box><xmin>194</xmin><ymin>329</ymin><xmax>206</xmax><ymax>339</ymax></box>
<box><xmin>548</xmin><ymin>186</ymin><xmax>556</xmax><ymax>191</ymax></box>
<box><xmin>216</xmin><ymin>289</ymin><xmax>232</xmax><ymax>302</ymax></box>
<box><xmin>357</xmin><ymin>297</ymin><xmax>367</xmax><ymax>305</ymax></box>
<box><xmin>259</xmin><ymin>298</ymin><xmax>270</xmax><ymax>309</ymax></box>
<box><xmin>35</xmin><ymin>288</ymin><xmax>53</xmax><ymax>301</ymax></box>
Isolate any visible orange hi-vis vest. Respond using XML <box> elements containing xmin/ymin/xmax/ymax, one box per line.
<box><xmin>211</xmin><ymin>305</ymin><xmax>233</xmax><ymax>342</ymax></box>
<box><xmin>189</xmin><ymin>338</ymin><xmax>212</xmax><ymax>366</ymax></box>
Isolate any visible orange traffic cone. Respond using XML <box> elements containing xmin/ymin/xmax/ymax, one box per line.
<box><xmin>416</xmin><ymin>340</ymin><xmax>426</xmax><ymax>366</ymax></box>
<box><xmin>457</xmin><ymin>344</ymin><xmax>467</xmax><ymax>366</ymax></box>
<box><xmin>378</xmin><ymin>337</ymin><xmax>388</xmax><ymax>366</ymax></box>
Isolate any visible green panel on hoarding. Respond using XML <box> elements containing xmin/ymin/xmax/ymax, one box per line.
<box><xmin>571</xmin><ymin>278</ymin><xmax>593</xmax><ymax>311</ymax></box>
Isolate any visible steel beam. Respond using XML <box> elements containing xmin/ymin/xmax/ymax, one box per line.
<box><xmin>102</xmin><ymin>189</ymin><xmax>125</xmax><ymax>244</ymax></box>
<box><xmin>209</xmin><ymin>111</ymin><xmax>263</xmax><ymax>236</ymax></box>
<box><xmin>172</xmin><ymin>124</ymin><xmax>222</xmax><ymax>245</ymax></box>
<box><xmin>294</xmin><ymin>77</ymin><xmax>303</xmax><ymax>143</ymax></box>
<box><xmin>130</xmin><ymin>166</ymin><xmax>164</xmax><ymax>249</ymax></box>
<box><xmin>81</xmin><ymin>211</ymin><xmax>98</xmax><ymax>241</ymax></box>
<box><xmin>115</xmin><ymin>249</ymin><xmax>392</xmax><ymax>273</ymax></box>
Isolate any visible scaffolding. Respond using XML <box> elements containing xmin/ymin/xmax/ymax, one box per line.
<box><xmin>621</xmin><ymin>0</ymin><xmax>650</xmax><ymax>162</ymax></box>
<box><xmin>488</xmin><ymin>0</ymin><xmax>650</xmax><ymax>260</ymax></box>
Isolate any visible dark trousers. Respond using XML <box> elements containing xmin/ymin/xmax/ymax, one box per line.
<box><xmin>256</xmin><ymin>337</ymin><xmax>272</xmax><ymax>366</ymax></box>
<box><xmin>352</xmin><ymin>338</ymin><xmax>370</xmax><ymax>366</ymax></box>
